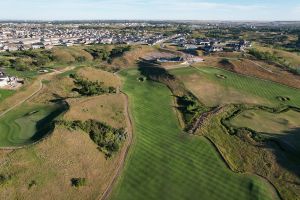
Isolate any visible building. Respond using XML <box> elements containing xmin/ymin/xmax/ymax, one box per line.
<box><xmin>0</xmin><ymin>71</ymin><xmax>9</xmax><ymax>87</ymax></box>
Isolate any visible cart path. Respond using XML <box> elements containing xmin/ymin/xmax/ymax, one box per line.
<box><xmin>99</xmin><ymin>92</ymin><xmax>133</xmax><ymax>200</ymax></box>
<box><xmin>0</xmin><ymin>67</ymin><xmax>74</xmax><ymax>118</ymax></box>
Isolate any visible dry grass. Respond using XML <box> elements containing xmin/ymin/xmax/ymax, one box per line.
<box><xmin>176</xmin><ymin>72</ymin><xmax>268</xmax><ymax>107</ymax></box>
<box><xmin>199</xmin><ymin>106</ymin><xmax>300</xmax><ymax>200</ymax></box>
<box><xmin>254</xmin><ymin>44</ymin><xmax>300</xmax><ymax>68</ymax></box>
<box><xmin>193</xmin><ymin>56</ymin><xmax>300</xmax><ymax>89</ymax></box>
<box><xmin>77</xmin><ymin>67</ymin><xmax>121</xmax><ymax>88</ymax></box>
<box><xmin>0</xmin><ymin>66</ymin><xmax>128</xmax><ymax>200</ymax></box>
<box><xmin>111</xmin><ymin>45</ymin><xmax>160</xmax><ymax>68</ymax></box>
<box><xmin>65</xmin><ymin>94</ymin><xmax>126</xmax><ymax>128</ymax></box>
<box><xmin>0</xmin><ymin>127</ymin><xmax>124</xmax><ymax>200</ymax></box>
<box><xmin>229</xmin><ymin>59</ymin><xmax>300</xmax><ymax>89</ymax></box>
<box><xmin>51</xmin><ymin>47</ymin><xmax>93</xmax><ymax>63</ymax></box>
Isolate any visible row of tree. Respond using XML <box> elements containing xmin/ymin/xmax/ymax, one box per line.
<box><xmin>70</xmin><ymin>73</ymin><xmax>116</xmax><ymax>96</ymax></box>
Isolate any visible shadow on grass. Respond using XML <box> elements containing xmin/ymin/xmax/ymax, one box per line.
<box><xmin>29</xmin><ymin>101</ymin><xmax>69</xmax><ymax>143</ymax></box>
<box><xmin>263</xmin><ymin>127</ymin><xmax>300</xmax><ymax>179</ymax></box>
<box><xmin>137</xmin><ymin>59</ymin><xmax>176</xmax><ymax>81</ymax></box>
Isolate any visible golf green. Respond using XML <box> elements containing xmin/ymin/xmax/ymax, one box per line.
<box><xmin>0</xmin><ymin>102</ymin><xmax>67</xmax><ymax>147</ymax></box>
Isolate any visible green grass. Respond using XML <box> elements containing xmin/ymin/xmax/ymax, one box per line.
<box><xmin>171</xmin><ymin>67</ymin><xmax>300</xmax><ymax>107</ymax></box>
<box><xmin>230</xmin><ymin>109</ymin><xmax>300</xmax><ymax>155</ymax></box>
<box><xmin>231</xmin><ymin>109</ymin><xmax>300</xmax><ymax>135</ymax></box>
<box><xmin>4</xmin><ymin>67</ymin><xmax>38</xmax><ymax>79</ymax></box>
<box><xmin>110</xmin><ymin>69</ymin><xmax>279</xmax><ymax>200</ymax></box>
<box><xmin>0</xmin><ymin>89</ymin><xmax>15</xmax><ymax>102</ymax></box>
<box><xmin>0</xmin><ymin>103</ymin><xmax>67</xmax><ymax>147</ymax></box>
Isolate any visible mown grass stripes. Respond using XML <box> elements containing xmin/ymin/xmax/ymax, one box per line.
<box><xmin>110</xmin><ymin>69</ymin><xmax>279</xmax><ymax>200</ymax></box>
<box><xmin>171</xmin><ymin>67</ymin><xmax>300</xmax><ymax>108</ymax></box>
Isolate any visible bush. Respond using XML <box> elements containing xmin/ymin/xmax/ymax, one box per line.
<box><xmin>71</xmin><ymin>178</ymin><xmax>87</xmax><ymax>187</ymax></box>
<box><xmin>0</xmin><ymin>174</ymin><xmax>11</xmax><ymax>185</ymax></box>
<box><xmin>70</xmin><ymin>74</ymin><xmax>116</xmax><ymax>96</ymax></box>
<box><xmin>59</xmin><ymin>119</ymin><xmax>126</xmax><ymax>157</ymax></box>
<box><xmin>28</xmin><ymin>180</ymin><xmax>37</xmax><ymax>189</ymax></box>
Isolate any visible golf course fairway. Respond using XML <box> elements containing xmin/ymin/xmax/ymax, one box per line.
<box><xmin>0</xmin><ymin>102</ymin><xmax>67</xmax><ymax>147</ymax></box>
<box><xmin>110</xmin><ymin>69</ymin><xmax>279</xmax><ymax>200</ymax></box>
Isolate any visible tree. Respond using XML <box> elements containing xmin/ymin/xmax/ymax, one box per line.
<box><xmin>0</xmin><ymin>59</ymin><xmax>10</xmax><ymax>67</ymax></box>
<box><xmin>13</xmin><ymin>58</ymin><xmax>31</xmax><ymax>71</ymax></box>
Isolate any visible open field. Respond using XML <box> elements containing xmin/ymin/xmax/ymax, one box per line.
<box><xmin>0</xmin><ymin>65</ymin><xmax>130</xmax><ymax>199</ymax></box>
<box><xmin>77</xmin><ymin>67</ymin><xmax>122</xmax><ymax>88</ymax></box>
<box><xmin>0</xmin><ymin>102</ymin><xmax>67</xmax><ymax>147</ymax></box>
<box><xmin>0</xmin><ymin>127</ymin><xmax>125</xmax><ymax>200</ymax></box>
<box><xmin>65</xmin><ymin>94</ymin><xmax>126</xmax><ymax>128</ymax></box>
<box><xmin>171</xmin><ymin>67</ymin><xmax>300</xmax><ymax>107</ymax></box>
<box><xmin>110</xmin><ymin>68</ymin><xmax>278</xmax><ymax>200</ymax></box>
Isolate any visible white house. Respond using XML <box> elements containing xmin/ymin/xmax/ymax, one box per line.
<box><xmin>0</xmin><ymin>71</ymin><xmax>9</xmax><ymax>87</ymax></box>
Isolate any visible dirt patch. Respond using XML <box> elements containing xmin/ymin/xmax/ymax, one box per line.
<box><xmin>142</xmin><ymin>52</ymin><xmax>176</xmax><ymax>61</ymax></box>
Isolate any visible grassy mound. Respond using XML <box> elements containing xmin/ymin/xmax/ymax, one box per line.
<box><xmin>110</xmin><ymin>69</ymin><xmax>278</xmax><ymax>200</ymax></box>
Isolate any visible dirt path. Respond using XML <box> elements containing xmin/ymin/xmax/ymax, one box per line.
<box><xmin>246</xmin><ymin>59</ymin><xmax>275</xmax><ymax>74</ymax></box>
<box><xmin>0</xmin><ymin>80</ymin><xmax>43</xmax><ymax>118</ymax></box>
<box><xmin>0</xmin><ymin>67</ymin><xmax>74</xmax><ymax>118</ymax></box>
<box><xmin>98</xmin><ymin>92</ymin><xmax>133</xmax><ymax>200</ymax></box>
<box><xmin>189</xmin><ymin>106</ymin><xmax>223</xmax><ymax>134</ymax></box>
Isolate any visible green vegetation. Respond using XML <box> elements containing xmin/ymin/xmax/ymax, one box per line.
<box><xmin>199</xmin><ymin>104</ymin><xmax>299</xmax><ymax>200</ymax></box>
<box><xmin>0</xmin><ymin>89</ymin><xmax>15</xmax><ymax>102</ymax></box>
<box><xmin>171</xmin><ymin>67</ymin><xmax>300</xmax><ymax>107</ymax></box>
<box><xmin>0</xmin><ymin>174</ymin><xmax>12</xmax><ymax>186</ymax></box>
<box><xmin>0</xmin><ymin>45</ymin><xmax>132</xmax><ymax>77</ymax></box>
<box><xmin>225</xmin><ymin>105</ymin><xmax>300</xmax><ymax>153</ymax></box>
<box><xmin>248</xmin><ymin>48</ymin><xmax>300</xmax><ymax>74</ymax></box>
<box><xmin>110</xmin><ymin>68</ymin><xmax>278</xmax><ymax>200</ymax></box>
<box><xmin>71</xmin><ymin>178</ymin><xmax>87</xmax><ymax>187</ymax></box>
<box><xmin>137</xmin><ymin>62</ymin><xmax>208</xmax><ymax>129</ymax></box>
<box><xmin>0</xmin><ymin>102</ymin><xmax>68</xmax><ymax>147</ymax></box>
<box><xmin>58</xmin><ymin>119</ymin><xmax>126</xmax><ymax>157</ymax></box>
<box><xmin>170</xmin><ymin>66</ymin><xmax>300</xmax><ymax>199</ymax></box>
<box><xmin>70</xmin><ymin>73</ymin><xmax>116</xmax><ymax>96</ymax></box>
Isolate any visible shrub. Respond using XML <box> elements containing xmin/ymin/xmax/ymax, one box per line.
<box><xmin>28</xmin><ymin>180</ymin><xmax>37</xmax><ymax>189</ymax></box>
<box><xmin>59</xmin><ymin>119</ymin><xmax>126</xmax><ymax>157</ymax></box>
<box><xmin>0</xmin><ymin>174</ymin><xmax>11</xmax><ymax>185</ymax></box>
<box><xmin>71</xmin><ymin>178</ymin><xmax>87</xmax><ymax>187</ymax></box>
<box><xmin>70</xmin><ymin>74</ymin><xmax>116</xmax><ymax>96</ymax></box>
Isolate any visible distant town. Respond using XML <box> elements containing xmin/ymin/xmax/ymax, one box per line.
<box><xmin>0</xmin><ymin>21</ymin><xmax>254</xmax><ymax>53</ymax></box>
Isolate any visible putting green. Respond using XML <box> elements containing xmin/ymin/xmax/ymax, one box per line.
<box><xmin>110</xmin><ymin>69</ymin><xmax>279</xmax><ymax>200</ymax></box>
<box><xmin>0</xmin><ymin>102</ymin><xmax>67</xmax><ymax>147</ymax></box>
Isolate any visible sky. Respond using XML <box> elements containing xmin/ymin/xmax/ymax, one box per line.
<box><xmin>0</xmin><ymin>0</ymin><xmax>300</xmax><ymax>21</ymax></box>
